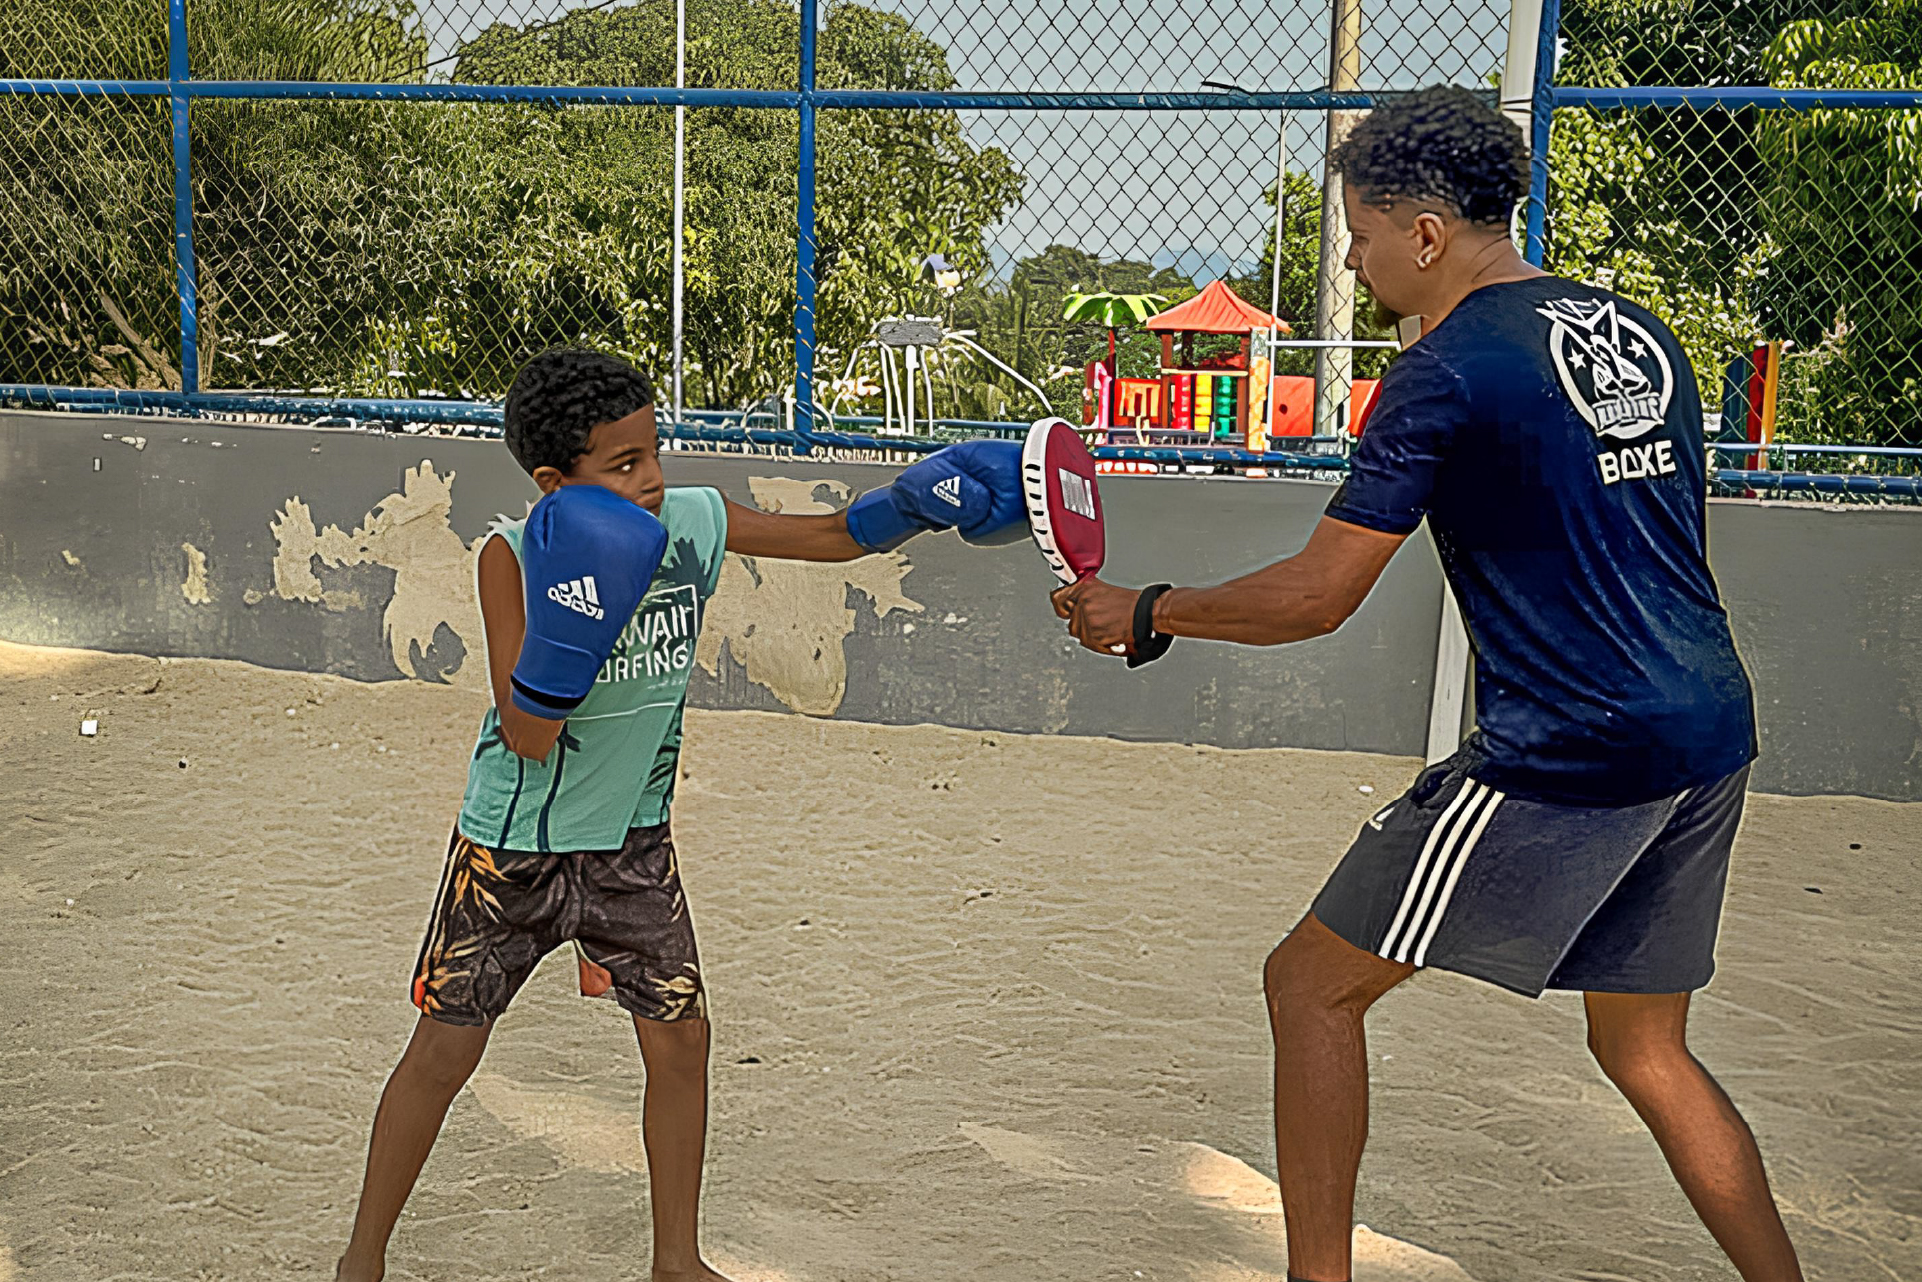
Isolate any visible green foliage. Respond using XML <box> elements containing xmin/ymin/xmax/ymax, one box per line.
<box><xmin>1</xmin><ymin>0</ymin><xmax>1020</xmax><ymax>407</ymax></box>
<box><xmin>0</xmin><ymin>0</ymin><xmax>431</xmax><ymax>388</ymax></box>
<box><xmin>1755</xmin><ymin>1</ymin><xmax>1922</xmax><ymax>444</ymax></box>
<box><xmin>942</xmin><ymin>246</ymin><xmax>1197</xmax><ymax>415</ymax></box>
<box><xmin>1244</xmin><ymin>169</ymin><xmax>1395</xmax><ymax>378</ymax></box>
<box><xmin>1556</xmin><ymin>0</ymin><xmax>1883</xmax><ymax>87</ymax></box>
<box><xmin>1543</xmin><ymin>104</ymin><xmax>1766</xmax><ymax>409</ymax></box>
<box><xmin>1549</xmin><ymin>2</ymin><xmax>1774</xmax><ymax>410</ymax></box>
<box><xmin>1061</xmin><ymin>292</ymin><xmax>1168</xmax><ymax>329</ymax></box>
<box><xmin>0</xmin><ymin>92</ymin><xmax>179</xmax><ymax>387</ymax></box>
<box><xmin>813</xmin><ymin>7</ymin><xmax>1024</xmax><ymax>379</ymax></box>
<box><xmin>1551</xmin><ymin>0</ymin><xmax>1920</xmax><ymax>446</ymax></box>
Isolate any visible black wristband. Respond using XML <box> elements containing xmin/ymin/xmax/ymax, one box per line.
<box><xmin>1127</xmin><ymin>583</ymin><xmax>1175</xmax><ymax>669</ymax></box>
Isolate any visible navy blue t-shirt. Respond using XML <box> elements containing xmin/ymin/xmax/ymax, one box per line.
<box><xmin>1325</xmin><ymin>276</ymin><xmax>1756</xmax><ymax>806</ymax></box>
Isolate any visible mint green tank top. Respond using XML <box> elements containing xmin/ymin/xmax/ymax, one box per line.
<box><xmin>458</xmin><ymin>486</ymin><xmax>727</xmax><ymax>852</ymax></box>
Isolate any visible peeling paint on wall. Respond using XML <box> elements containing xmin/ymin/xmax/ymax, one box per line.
<box><xmin>180</xmin><ymin>542</ymin><xmax>211</xmax><ymax>605</ymax></box>
<box><xmin>695</xmin><ymin>477</ymin><xmax>922</xmax><ymax>716</ymax></box>
<box><xmin>267</xmin><ymin>461</ymin><xmax>483</xmax><ymax>685</ymax></box>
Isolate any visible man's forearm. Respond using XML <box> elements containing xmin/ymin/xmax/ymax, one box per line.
<box><xmin>1149</xmin><ymin>560</ymin><xmax>1360</xmax><ymax>647</ymax></box>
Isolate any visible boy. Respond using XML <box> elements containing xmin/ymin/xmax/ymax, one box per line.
<box><xmin>335</xmin><ymin>348</ymin><xmax>1025</xmax><ymax>1282</ymax></box>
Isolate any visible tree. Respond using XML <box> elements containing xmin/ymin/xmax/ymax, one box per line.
<box><xmin>0</xmin><ymin>0</ymin><xmax>428</xmax><ymax>389</ymax></box>
<box><xmin>1242</xmin><ymin>168</ymin><xmax>1395</xmax><ymax>378</ymax></box>
<box><xmin>388</xmin><ymin>0</ymin><xmax>1021</xmax><ymax>406</ymax></box>
<box><xmin>928</xmin><ymin>246</ymin><xmax>1196</xmax><ymax>421</ymax></box>
<box><xmin>2</xmin><ymin>0</ymin><xmax>1022</xmax><ymax>409</ymax></box>
<box><xmin>1548</xmin><ymin>0</ymin><xmax>1781</xmax><ymax>411</ymax></box>
<box><xmin>813</xmin><ymin>4</ymin><xmax>1024</xmax><ymax>368</ymax></box>
<box><xmin>1549</xmin><ymin>0</ymin><xmax>1918</xmax><ymax>446</ymax></box>
<box><xmin>1756</xmin><ymin>3</ymin><xmax>1922</xmax><ymax>446</ymax></box>
<box><xmin>1061</xmin><ymin>291</ymin><xmax>1168</xmax><ymax>367</ymax></box>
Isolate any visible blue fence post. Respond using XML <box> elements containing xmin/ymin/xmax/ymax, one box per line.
<box><xmin>791</xmin><ymin>0</ymin><xmax>819</xmax><ymax>452</ymax></box>
<box><xmin>167</xmin><ymin>0</ymin><xmax>199</xmax><ymax>396</ymax></box>
<box><xmin>1523</xmin><ymin>0</ymin><xmax>1560</xmax><ymax>267</ymax></box>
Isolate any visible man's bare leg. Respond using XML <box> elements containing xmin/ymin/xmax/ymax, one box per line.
<box><xmin>336</xmin><ymin>1016</ymin><xmax>492</xmax><ymax>1282</ymax></box>
<box><xmin>1584</xmin><ymin>992</ymin><xmax>1803</xmax><ymax>1282</ymax></box>
<box><xmin>634</xmin><ymin>1014</ymin><xmax>733</xmax><ymax>1282</ymax></box>
<box><xmin>1264</xmin><ymin>913</ymin><xmax>1415</xmax><ymax>1282</ymax></box>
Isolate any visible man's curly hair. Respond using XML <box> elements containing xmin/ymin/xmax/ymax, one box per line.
<box><xmin>1330</xmin><ymin>86</ymin><xmax>1529</xmax><ymax>229</ymax></box>
<box><xmin>502</xmin><ymin>349</ymin><xmax>656</xmax><ymax>476</ymax></box>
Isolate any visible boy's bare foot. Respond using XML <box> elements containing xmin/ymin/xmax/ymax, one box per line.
<box><xmin>652</xmin><ymin>1262</ymin><xmax>736</xmax><ymax>1282</ymax></box>
<box><xmin>334</xmin><ymin>1253</ymin><xmax>383</xmax><ymax>1282</ymax></box>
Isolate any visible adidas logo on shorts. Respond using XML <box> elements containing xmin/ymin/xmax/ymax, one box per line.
<box><xmin>932</xmin><ymin>475</ymin><xmax>964</xmax><ymax>507</ymax></box>
<box><xmin>548</xmin><ymin>575</ymin><xmax>605</xmax><ymax>620</ymax></box>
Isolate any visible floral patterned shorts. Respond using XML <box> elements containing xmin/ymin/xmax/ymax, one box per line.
<box><xmin>412</xmin><ymin>823</ymin><xmax>705</xmax><ymax>1026</ymax></box>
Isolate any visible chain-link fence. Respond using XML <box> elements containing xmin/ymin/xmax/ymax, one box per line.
<box><xmin>2</xmin><ymin>0</ymin><xmax>1919</xmax><ymax>492</ymax></box>
<box><xmin>1549</xmin><ymin>0</ymin><xmax>1922</xmax><ymax>483</ymax></box>
<box><xmin>1</xmin><ymin>0</ymin><xmax>1506</xmax><ymax>468</ymax></box>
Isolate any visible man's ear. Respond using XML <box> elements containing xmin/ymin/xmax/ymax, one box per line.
<box><xmin>531</xmin><ymin>466</ymin><xmax>565</xmax><ymax>495</ymax></box>
<box><xmin>1413</xmin><ymin>210</ymin><xmax>1450</xmax><ymax>267</ymax></box>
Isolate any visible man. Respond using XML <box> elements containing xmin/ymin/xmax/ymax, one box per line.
<box><xmin>1054</xmin><ymin>87</ymin><xmax>1803</xmax><ymax>1282</ymax></box>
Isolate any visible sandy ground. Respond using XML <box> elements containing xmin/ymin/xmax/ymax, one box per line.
<box><xmin>1</xmin><ymin>640</ymin><xmax>1918</xmax><ymax>1282</ymax></box>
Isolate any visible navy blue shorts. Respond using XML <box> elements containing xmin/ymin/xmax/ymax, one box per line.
<box><xmin>1312</xmin><ymin>755</ymin><xmax>1749</xmax><ymax>997</ymax></box>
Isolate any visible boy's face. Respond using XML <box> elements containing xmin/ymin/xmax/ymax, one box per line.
<box><xmin>532</xmin><ymin>404</ymin><xmax>665</xmax><ymax>514</ymax></box>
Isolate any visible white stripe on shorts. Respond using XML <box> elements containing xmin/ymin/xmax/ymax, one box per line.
<box><xmin>1410</xmin><ymin>787</ymin><xmax>1505</xmax><ymax>966</ymax></box>
<box><xmin>1381</xmin><ymin>782</ymin><xmax>1504</xmax><ymax>964</ymax></box>
<box><xmin>1377</xmin><ymin>780</ymin><xmax>1482</xmax><ymax>959</ymax></box>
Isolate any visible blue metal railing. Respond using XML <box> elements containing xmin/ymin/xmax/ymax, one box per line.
<box><xmin>1521</xmin><ymin>0</ymin><xmax>1561</xmax><ymax>267</ymax></box>
<box><xmin>1554</xmin><ymin>87</ymin><xmax>1922</xmax><ymax>111</ymax></box>
<box><xmin>6</xmin><ymin>0</ymin><xmax>1921</xmax><ymax>491</ymax></box>
<box><xmin>1</xmin><ymin>24</ymin><xmax>1481</xmax><ymax>459</ymax></box>
<box><xmin>0</xmin><ymin>384</ymin><xmax>1362</xmax><ymax>470</ymax></box>
<box><xmin>168</xmin><ymin>0</ymin><xmax>198</xmax><ymax>396</ymax></box>
<box><xmin>0</xmin><ymin>80</ymin><xmax>1449</xmax><ymax>111</ymax></box>
<box><xmin>1715</xmin><ymin>470</ymin><xmax>1922</xmax><ymax>500</ymax></box>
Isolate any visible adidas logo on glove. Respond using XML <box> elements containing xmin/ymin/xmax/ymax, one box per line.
<box><xmin>548</xmin><ymin>575</ymin><xmax>605</xmax><ymax>620</ymax></box>
<box><xmin>931</xmin><ymin>475</ymin><xmax>964</xmax><ymax>507</ymax></box>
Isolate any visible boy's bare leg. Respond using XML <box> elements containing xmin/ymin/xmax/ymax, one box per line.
<box><xmin>1584</xmin><ymin>992</ymin><xmax>1804</xmax><ymax>1282</ymax></box>
<box><xmin>634</xmin><ymin>1014</ymin><xmax>733</xmax><ymax>1282</ymax></box>
<box><xmin>335</xmin><ymin>1016</ymin><xmax>492</xmax><ymax>1282</ymax></box>
<box><xmin>1264</xmin><ymin>914</ymin><xmax>1415</xmax><ymax>1282</ymax></box>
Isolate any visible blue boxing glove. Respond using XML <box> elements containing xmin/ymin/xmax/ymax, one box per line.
<box><xmin>844</xmin><ymin>439</ymin><xmax>1027</xmax><ymax>553</ymax></box>
<box><xmin>511</xmin><ymin>484</ymin><xmax>668</xmax><ymax>720</ymax></box>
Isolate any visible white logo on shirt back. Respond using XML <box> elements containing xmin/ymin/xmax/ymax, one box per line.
<box><xmin>932</xmin><ymin>475</ymin><xmax>964</xmax><ymax>507</ymax></box>
<box><xmin>1538</xmin><ymin>298</ymin><xmax>1674</xmax><ymax>442</ymax></box>
<box><xmin>548</xmin><ymin>575</ymin><xmax>604</xmax><ymax>620</ymax></box>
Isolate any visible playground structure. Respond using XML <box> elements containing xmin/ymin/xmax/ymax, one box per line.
<box><xmin>1081</xmin><ymin>280</ymin><xmax>1383</xmax><ymax>448</ymax></box>
<box><xmin>1720</xmin><ymin>341</ymin><xmax>1785</xmax><ymax>469</ymax></box>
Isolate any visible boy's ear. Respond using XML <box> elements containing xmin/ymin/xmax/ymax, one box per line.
<box><xmin>531</xmin><ymin>466</ymin><xmax>565</xmax><ymax>495</ymax></box>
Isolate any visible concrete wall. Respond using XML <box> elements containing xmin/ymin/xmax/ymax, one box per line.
<box><xmin>3</xmin><ymin>410</ymin><xmax>1918</xmax><ymax>799</ymax></box>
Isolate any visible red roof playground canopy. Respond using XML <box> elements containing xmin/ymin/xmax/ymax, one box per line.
<box><xmin>1144</xmin><ymin>280</ymin><xmax>1290</xmax><ymax>334</ymax></box>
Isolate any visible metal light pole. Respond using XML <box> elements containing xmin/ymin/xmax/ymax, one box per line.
<box><xmin>1424</xmin><ymin>0</ymin><xmax>1555</xmax><ymax>764</ymax></box>
<box><xmin>1265</xmin><ymin>111</ymin><xmax>1290</xmax><ymax>443</ymax></box>
<box><xmin>671</xmin><ymin>0</ymin><xmax>686</xmax><ymax>424</ymax></box>
<box><xmin>1312</xmin><ymin>0</ymin><xmax>1362</xmax><ymax>439</ymax></box>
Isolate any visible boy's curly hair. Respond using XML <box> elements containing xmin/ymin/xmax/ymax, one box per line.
<box><xmin>1330</xmin><ymin>86</ymin><xmax>1529</xmax><ymax>229</ymax></box>
<box><xmin>503</xmin><ymin>349</ymin><xmax>656</xmax><ymax>476</ymax></box>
